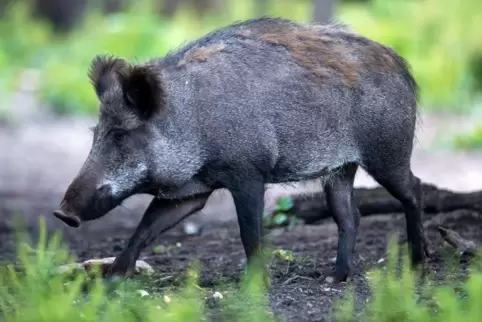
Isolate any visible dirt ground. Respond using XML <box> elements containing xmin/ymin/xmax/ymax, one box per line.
<box><xmin>77</xmin><ymin>208</ymin><xmax>481</xmax><ymax>322</ymax></box>
<box><xmin>1</xmin><ymin>95</ymin><xmax>482</xmax><ymax>321</ymax></box>
<box><xmin>1</xmin><ymin>190</ymin><xmax>482</xmax><ymax>322</ymax></box>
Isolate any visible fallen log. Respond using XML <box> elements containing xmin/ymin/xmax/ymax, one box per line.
<box><xmin>287</xmin><ymin>183</ymin><xmax>482</xmax><ymax>224</ymax></box>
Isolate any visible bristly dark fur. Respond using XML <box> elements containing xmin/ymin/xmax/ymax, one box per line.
<box><xmin>389</xmin><ymin>51</ymin><xmax>419</xmax><ymax>101</ymax></box>
<box><xmin>117</xmin><ymin>64</ymin><xmax>166</xmax><ymax>120</ymax></box>
<box><xmin>88</xmin><ymin>54</ymin><xmax>127</xmax><ymax>98</ymax></box>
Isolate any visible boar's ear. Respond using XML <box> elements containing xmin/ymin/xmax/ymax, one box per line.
<box><xmin>88</xmin><ymin>54</ymin><xmax>127</xmax><ymax>99</ymax></box>
<box><xmin>117</xmin><ymin>64</ymin><xmax>166</xmax><ymax>120</ymax></box>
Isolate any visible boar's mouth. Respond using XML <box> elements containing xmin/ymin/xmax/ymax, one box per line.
<box><xmin>53</xmin><ymin>209</ymin><xmax>82</xmax><ymax>228</ymax></box>
<box><xmin>53</xmin><ymin>191</ymin><xmax>124</xmax><ymax>228</ymax></box>
<box><xmin>52</xmin><ymin>170</ymin><xmax>130</xmax><ymax>228</ymax></box>
<box><xmin>53</xmin><ymin>197</ymin><xmax>122</xmax><ymax>228</ymax></box>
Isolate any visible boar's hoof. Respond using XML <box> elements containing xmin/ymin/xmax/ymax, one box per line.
<box><xmin>325</xmin><ymin>273</ymin><xmax>348</xmax><ymax>284</ymax></box>
<box><xmin>53</xmin><ymin>210</ymin><xmax>81</xmax><ymax>228</ymax></box>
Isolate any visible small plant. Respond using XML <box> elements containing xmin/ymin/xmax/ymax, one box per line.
<box><xmin>334</xmin><ymin>239</ymin><xmax>482</xmax><ymax>322</ymax></box>
<box><xmin>152</xmin><ymin>242</ymin><xmax>182</xmax><ymax>254</ymax></box>
<box><xmin>263</xmin><ymin>196</ymin><xmax>301</xmax><ymax>229</ymax></box>
<box><xmin>0</xmin><ymin>217</ymin><xmax>276</xmax><ymax>322</ymax></box>
<box><xmin>272</xmin><ymin>249</ymin><xmax>296</xmax><ymax>263</ymax></box>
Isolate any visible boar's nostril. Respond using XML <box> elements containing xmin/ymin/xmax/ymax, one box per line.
<box><xmin>53</xmin><ymin>210</ymin><xmax>81</xmax><ymax>228</ymax></box>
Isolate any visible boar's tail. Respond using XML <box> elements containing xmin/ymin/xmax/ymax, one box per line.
<box><xmin>389</xmin><ymin>49</ymin><xmax>420</xmax><ymax>104</ymax></box>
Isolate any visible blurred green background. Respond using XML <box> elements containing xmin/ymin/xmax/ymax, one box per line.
<box><xmin>0</xmin><ymin>0</ymin><xmax>481</xmax><ymax>146</ymax></box>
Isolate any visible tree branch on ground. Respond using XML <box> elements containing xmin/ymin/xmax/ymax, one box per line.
<box><xmin>286</xmin><ymin>183</ymin><xmax>482</xmax><ymax>224</ymax></box>
<box><xmin>437</xmin><ymin>226</ymin><xmax>479</xmax><ymax>256</ymax></box>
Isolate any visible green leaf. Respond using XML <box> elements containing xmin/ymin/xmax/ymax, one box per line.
<box><xmin>274</xmin><ymin>197</ymin><xmax>293</xmax><ymax>212</ymax></box>
<box><xmin>273</xmin><ymin>213</ymin><xmax>288</xmax><ymax>226</ymax></box>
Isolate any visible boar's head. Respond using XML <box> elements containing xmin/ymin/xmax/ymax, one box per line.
<box><xmin>53</xmin><ymin>54</ymin><xmax>170</xmax><ymax>227</ymax></box>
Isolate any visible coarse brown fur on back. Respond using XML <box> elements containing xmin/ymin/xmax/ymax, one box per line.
<box><xmin>236</xmin><ymin>24</ymin><xmax>360</xmax><ymax>87</ymax></box>
<box><xmin>234</xmin><ymin>19</ymin><xmax>418</xmax><ymax>93</ymax></box>
<box><xmin>160</xmin><ymin>17</ymin><xmax>417</xmax><ymax>96</ymax></box>
<box><xmin>177</xmin><ymin>44</ymin><xmax>226</xmax><ymax>67</ymax></box>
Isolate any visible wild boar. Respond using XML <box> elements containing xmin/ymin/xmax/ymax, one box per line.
<box><xmin>53</xmin><ymin>16</ymin><xmax>429</xmax><ymax>282</ymax></box>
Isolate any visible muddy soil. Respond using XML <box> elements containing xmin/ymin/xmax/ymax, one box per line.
<box><xmin>1</xmin><ymin>188</ymin><xmax>481</xmax><ymax>322</ymax></box>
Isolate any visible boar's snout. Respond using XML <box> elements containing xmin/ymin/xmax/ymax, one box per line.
<box><xmin>53</xmin><ymin>209</ymin><xmax>82</xmax><ymax>228</ymax></box>
<box><xmin>53</xmin><ymin>168</ymin><xmax>125</xmax><ymax>228</ymax></box>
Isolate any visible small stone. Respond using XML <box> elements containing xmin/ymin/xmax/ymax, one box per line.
<box><xmin>212</xmin><ymin>292</ymin><xmax>223</xmax><ymax>300</ymax></box>
<box><xmin>163</xmin><ymin>295</ymin><xmax>171</xmax><ymax>304</ymax></box>
<box><xmin>53</xmin><ymin>263</ymin><xmax>84</xmax><ymax>275</ymax></box>
<box><xmin>133</xmin><ymin>260</ymin><xmax>155</xmax><ymax>275</ymax></box>
<box><xmin>183</xmin><ymin>222</ymin><xmax>200</xmax><ymax>236</ymax></box>
<box><xmin>176</xmin><ymin>242</ymin><xmax>182</xmax><ymax>248</ymax></box>
<box><xmin>136</xmin><ymin>290</ymin><xmax>149</xmax><ymax>297</ymax></box>
<box><xmin>325</xmin><ymin>276</ymin><xmax>334</xmax><ymax>284</ymax></box>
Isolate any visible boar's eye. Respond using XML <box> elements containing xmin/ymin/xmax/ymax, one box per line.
<box><xmin>110</xmin><ymin>128</ymin><xmax>127</xmax><ymax>142</ymax></box>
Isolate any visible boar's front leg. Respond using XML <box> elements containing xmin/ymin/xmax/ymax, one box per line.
<box><xmin>228</xmin><ymin>179</ymin><xmax>266</xmax><ymax>267</ymax></box>
<box><xmin>324</xmin><ymin>164</ymin><xmax>360</xmax><ymax>282</ymax></box>
<box><xmin>104</xmin><ymin>193</ymin><xmax>211</xmax><ymax>278</ymax></box>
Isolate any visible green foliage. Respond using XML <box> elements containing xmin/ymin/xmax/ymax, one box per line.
<box><xmin>272</xmin><ymin>249</ymin><xmax>296</xmax><ymax>263</ymax></box>
<box><xmin>0</xmin><ymin>217</ymin><xmax>273</xmax><ymax>322</ymax></box>
<box><xmin>334</xmin><ymin>239</ymin><xmax>482</xmax><ymax>322</ymax></box>
<box><xmin>2</xmin><ymin>219</ymin><xmax>482</xmax><ymax>321</ymax></box>
<box><xmin>37</xmin><ymin>1</ymin><xmax>175</xmax><ymax>115</ymax></box>
<box><xmin>263</xmin><ymin>196</ymin><xmax>301</xmax><ymax>229</ymax></box>
<box><xmin>339</xmin><ymin>0</ymin><xmax>482</xmax><ymax>111</ymax></box>
<box><xmin>453</xmin><ymin>125</ymin><xmax>482</xmax><ymax>149</ymax></box>
<box><xmin>0</xmin><ymin>0</ymin><xmax>481</xmax><ymax>119</ymax></box>
<box><xmin>0</xmin><ymin>1</ymin><xmax>54</xmax><ymax>118</ymax></box>
<box><xmin>0</xmin><ymin>1</ymin><xmax>53</xmax><ymax>67</ymax></box>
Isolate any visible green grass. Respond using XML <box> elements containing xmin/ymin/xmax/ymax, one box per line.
<box><xmin>2</xmin><ymin>218</ymin><xmax>482</xmax><ymax>322</ymax></box>
<box><xmin>336</xmin><ymin>241</ymin><xmax>482</xmax><ymax>322</ymax></box>
<box><xmin>0</xmin><ymin>218</ymin><xmax>274</xmax><ymax>322</ymax></box>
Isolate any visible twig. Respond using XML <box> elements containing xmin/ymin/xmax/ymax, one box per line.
<box><xmin>287</xmin><ymin>183</ymin><xmax>482</xmax><ymax>224</ymax></box>
<box><xmin>282</xmin><ymin>274</ymin><xmax>314</xmax><ymax>285</ymax></box>
<box><xmin>437</xmin><ymin>226</ymin><xmax>479</xmax><ymax>256</ymax></box>
<box><xmin>155</xmin><ymin>275</ymin><xmax>174</xmax><ymax>284</ymax></box>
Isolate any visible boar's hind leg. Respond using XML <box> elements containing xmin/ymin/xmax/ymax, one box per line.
<box><xmin>363</xmin><ymin>160</ymin><xmax>428</xmax><ymax>267</ymax></box>
<box><xmin>104</xmin><ymin>193</ymin><xmax>211</xmax><ymax>278</ymax></box>
<box><xmin>324</xmin><ymin>163</ymin><xmax>360</xmax><ymax>282</ymax></box>
<box><xmin>229</xmin><ymin>179</ymin><xmax>265</xmax><ymax>265</ymax></box>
